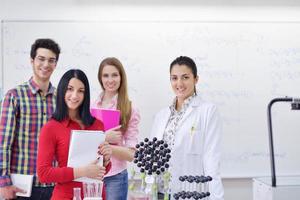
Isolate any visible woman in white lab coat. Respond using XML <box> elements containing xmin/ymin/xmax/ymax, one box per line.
<box><xmin>150</xmin><ymin>56</ymin><xmax>224</xmax><ymax>200</ymax></box>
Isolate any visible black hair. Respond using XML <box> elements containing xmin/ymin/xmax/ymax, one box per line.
<box><xmin>170</xmin><ymin>56</ymin><xmax>197</xmax><ymax>78</ymax></box>
<box><xmin>30</xmin><ymin>38</ymin><xmax>61</xmax><ymax>60</ymax></box>
<box><xmin>52</xmin><ymin>69</ymin><xmax>95</xmax><ymax>126</ymax></box>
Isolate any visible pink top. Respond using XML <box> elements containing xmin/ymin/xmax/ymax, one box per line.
<box><xmin>91</xmin><ymin>93</ymin><xmax>140</xmax><ymax>177</ymax></box>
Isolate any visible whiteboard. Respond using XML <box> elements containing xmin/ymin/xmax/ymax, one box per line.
<box><xmin>1</xmin><ymin>21</ymin><xmax>300</xmax><ymax>178</ymax></box>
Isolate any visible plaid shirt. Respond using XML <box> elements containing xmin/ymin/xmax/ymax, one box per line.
<box><xmin>0</xmin><ymin>78</ymin><xmax>56</xmax><ymax>187</ymax></box>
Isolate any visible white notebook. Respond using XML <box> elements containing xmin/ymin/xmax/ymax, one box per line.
<box><xmin>11</xmin><ymin>173</ymin><xmax>33</xmax><ymax>197</ymax></box>
<box><xmin>67</xmin><ymin>130</ymin><xmax>105</xmax><ymax>183</ymax></box>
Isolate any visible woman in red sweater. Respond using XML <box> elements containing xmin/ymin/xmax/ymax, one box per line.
<box><xmin>37</xmin><ymin>69</ymin><xmax>111</xmax><ymax>200</ymax></box>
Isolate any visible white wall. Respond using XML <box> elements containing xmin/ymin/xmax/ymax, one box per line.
<box><xmin>1</xmin><ymin>1</ymin><xmax>300</xmax><ymax>199</ymax></box>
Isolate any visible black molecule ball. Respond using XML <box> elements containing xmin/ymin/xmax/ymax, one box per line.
<box><xmin>133</xmin><ymin>137</ymin><xmax>172</xmax><ymax>175</ymax></box>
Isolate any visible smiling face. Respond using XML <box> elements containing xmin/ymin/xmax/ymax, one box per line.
<box><xmin>101</xmin><ymin>64</ymin><xmax>121</xmax><ymax>95</ymax></box>
<box><xmin>64</xmin><ymin>77</ymin><xmax>85</xmax><ymax>116</ymax></box>
<box><xmin>170</xmin><ymin>64</ymin><xmax>198</xmax><ymax>102</ymax></box>
<box><xmin>31</xmin><ymin>48</ymin><xmax>57</xmax><ymax>83</ymax></box>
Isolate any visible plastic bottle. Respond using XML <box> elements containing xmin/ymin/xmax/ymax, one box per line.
<box><xmin>73</xmin><ymin>187</ymin><xmax>82</xmax><ymax>200</ymax></box>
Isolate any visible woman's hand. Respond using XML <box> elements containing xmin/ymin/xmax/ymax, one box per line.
<box><xmin>75</xmin><ymin>160</ymin><xmax>106</xmax><ymax>180</ymax></box>
<box><xmin>105</xmin><ymin>125</ymin><xmax>122</xmax><ymax>144</ymax></box>
<box><xmin>98</xmin><ymin>142</ymin><xmax>112</xmax><ymax>167</ymax></box>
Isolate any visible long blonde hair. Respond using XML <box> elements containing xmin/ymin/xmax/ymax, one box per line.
<box><xmin>98</xmin><ymin>57</ymin><xmax>132</xmax><ymax>132</ymax></box>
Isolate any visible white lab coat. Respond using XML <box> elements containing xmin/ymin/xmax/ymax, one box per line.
<box><xmin>150</xmin><ymin>95</ymin><xmax>224</xmax><ymax>200</ymax></box>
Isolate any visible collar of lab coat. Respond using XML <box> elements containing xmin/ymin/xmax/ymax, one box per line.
<box><xmin>154</xmin><ymin>95</ymin><xmax>203</xmax><ymax>140</ymax></box>
<box><xmin>175</xmin><ymin>95</ymin><xmax>202</xmax><ymax>130</ymax></box>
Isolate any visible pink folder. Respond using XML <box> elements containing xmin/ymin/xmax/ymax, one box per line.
<box><xmin>90</xmin><ymin>108</ymin><xmax>121</xmax><ymax>131</ymax></box>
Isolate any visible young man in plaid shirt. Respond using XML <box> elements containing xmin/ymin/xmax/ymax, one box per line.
<box><xmin>0</xmin><ymin>38</ymin><xmax>61</xmax><ymax>199</ymax></box>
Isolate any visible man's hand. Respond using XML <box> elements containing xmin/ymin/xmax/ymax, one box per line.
<box><xmin>0</xmin><ymin>185</ymin><xmax>26</xmax><ymax>199</ymax></box>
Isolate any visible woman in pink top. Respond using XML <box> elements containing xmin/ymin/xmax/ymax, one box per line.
<box><xmin>91</xmin><ymin>57</ymin><xmax>140</xmax><ymax>200</ymax></box>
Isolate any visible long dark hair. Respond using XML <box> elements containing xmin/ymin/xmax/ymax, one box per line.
<box><xmin>52</xmin><ymin>69</ymin><xmax>95</xmax><ymax>126</ymax></box>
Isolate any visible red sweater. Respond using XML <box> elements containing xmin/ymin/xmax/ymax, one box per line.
<box><xmin>37</xmin><ymin>118</ymin><xmax>111</xmax><ymax>200</ymax></box>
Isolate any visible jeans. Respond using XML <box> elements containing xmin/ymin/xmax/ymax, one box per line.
<box><xmin>104</xmin><ymin>169</ymin><xmax>128</xmax><ymax>200</ymax></box>
<box><xmin>16</xmin><ymin>186</ymin><xmax>53</xmax><ymax>200</ymax></box>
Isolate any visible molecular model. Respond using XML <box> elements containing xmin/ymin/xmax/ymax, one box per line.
<box><xmin>131</xmin><ymin>137</ymin><xmax>172</xmax><ymax>200</ymax></box>
<box><xmin>173</xmin><ymin>175</ymin><xmax>212</xmax><ymax>200</ymax></box>
<box><xmin>134</xmin><ymin>137</ymin><xmax>171</xmax><ymax>175</ymax></box>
